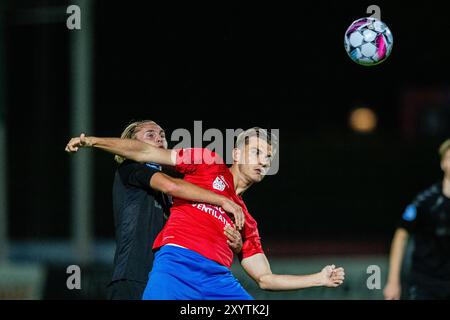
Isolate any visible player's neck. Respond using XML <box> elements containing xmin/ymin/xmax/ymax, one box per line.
<box><xmin>443</xmin><ymin>176</ymin><xmax>450</xmax><ymax>198</ymax></box>
<box><xmin>230</xmin><ymin>165</ymin><xmax>253</xmax><ymax>196</ymax></box>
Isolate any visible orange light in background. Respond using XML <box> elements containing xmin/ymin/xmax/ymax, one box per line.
<box><xmin>349</xmin><ymin>107</ymin><xmax>378</xmax><ymax>133</ymax></box>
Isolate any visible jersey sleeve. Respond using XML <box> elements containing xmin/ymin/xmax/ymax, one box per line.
<box><xmin>175</xmin><ymin>148</ymin><xmax>224</xmax><ymax>175</ymax></box>
<box><xmin>238</xmin><ymin>216</ymin><xmax>264</xmax><ymax>261</ymax></box>
<box><xmin>117</xmin><ymin>161</ymin><xmax>160</xmax><ymax>190</ymax></box>
<box><xmin>398</xmin><ymin>202</ymin><xmax>421</xmax><ymax>234</ymax></box>
<box><xmin>398</xmin><ymin>185</ymin><xmax>440</xmax><ymax>234</ymax></box>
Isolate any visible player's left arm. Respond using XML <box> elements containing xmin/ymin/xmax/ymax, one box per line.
<box><xmin>241</xmin><ymin>253</ymin><xmax>345</xmax><ymax>291</ymax></box>
<box><xmin>150</xmin><ymin>172</ymin><xmax>245</xmax><ymax>230</ymax></box>
<box><xmin>150</xmin><ymin>173</ymin><xmax>244</xmax><ymax>247</ymax></box>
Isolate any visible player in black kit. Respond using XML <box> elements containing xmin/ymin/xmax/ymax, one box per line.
<box><xmin>384</xmin><ymin>139</ymin><xmax>450</xmax><ymax>300</ymax></box>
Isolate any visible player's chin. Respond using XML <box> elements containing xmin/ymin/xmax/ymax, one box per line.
<box><xmin>251</xmin><ymin>174</ymin><xmax>265</xmax><ymax>183</ymax></box>
<box><xmin>252</xmin><ymin>174</ymin><xmax>264</xmax><ymax>183</ymax></box>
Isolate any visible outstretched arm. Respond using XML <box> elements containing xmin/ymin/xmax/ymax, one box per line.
<box><xmin>65</xmin><ymin>133</ymin><xmax>177</xmax><ymax>166</ymax></box>
<box><xmin>241</xmin><ymin>253</ymin><xmax>345</xmax><ymax>291</ymax></box>
<box><xmin>383</xmin><ymin>228</ymin><xmax>409</xmax><ymax>300</ymax></box>
<box><xmin>66</xmin><ymin>136</ymin><xmax>245</xmax><ymax>230</ymax></box>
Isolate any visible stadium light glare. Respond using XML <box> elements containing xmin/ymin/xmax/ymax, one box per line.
<box><xmin>349</xmin><ymin>107</ymin><xmax>378</xmax><ymax>133</ymax></box>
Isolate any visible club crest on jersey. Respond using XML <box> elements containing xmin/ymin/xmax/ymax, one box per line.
<box><xmin>213</xmin><ymin>176</ymin><xmax>226</xmax><ymax>191</ymax></box>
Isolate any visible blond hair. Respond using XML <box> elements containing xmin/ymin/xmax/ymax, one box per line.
<box><xmin>114</xmin><ymin>120</ymin><xmax>156</xmax><ymax>164</ymax></box>
<box><xmin>235</xmin><ymin>127</ymin><xmax>277</xmax><ymax>155</ymax></box>
<box><xmin>439</xmin><ymin>139</ymin><xmax>450</xmax><ymax>160</ymax></box>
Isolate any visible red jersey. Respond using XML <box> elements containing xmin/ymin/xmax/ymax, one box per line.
<box><xmin>152</xmin><ymin>148</ymin><xmax>264</xmax><ymax>268</ymax></box>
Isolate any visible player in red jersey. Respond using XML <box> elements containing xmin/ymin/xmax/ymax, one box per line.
<box><xmin>66</xmin><ymin>128</ymin><xmax>345</xmax><ymax>299</ymax></box>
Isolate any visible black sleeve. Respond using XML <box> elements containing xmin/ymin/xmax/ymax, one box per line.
<box><xmin>398</xmin><ymin>203</ymin><xmax>420</xmax><ymax>234</ymax></box>
<box><xmin>398</xmin><ymin>184</ymin><xmax>440</xmax><ymax>234</ymax></box>
<box><xmin>117</xmin><ymin>160</ymin><xmax>160</xmax><ymax>190</ymax></box>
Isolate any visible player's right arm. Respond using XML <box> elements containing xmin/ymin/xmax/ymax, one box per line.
<box><xmin>65</xmin><ymin>133</ymin><xmax>177</xmax><ymax>166</ymax></box>
<box><xmin>383</xmin><ymin>227</ymin><xmax>409</xmax><ymax>300</ymax></box>
<box><xmin>241</xmin><ymin>253</ymin><xmax>344</xmax><ymax>291</ymax></box>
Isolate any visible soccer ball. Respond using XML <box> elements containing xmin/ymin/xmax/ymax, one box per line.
<box><xmin>344</xmin><ymin>17</ymin><xmax>393</xmax><ymax>66</ymax></box>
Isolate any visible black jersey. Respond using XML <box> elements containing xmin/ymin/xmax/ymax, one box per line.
<box><xmin>399</xmin><ymin>182</ymin><xmax>450</xmax><ymax>281</ymax></box>
<box><xmin>110</xmin><ymin>160</ymin><xmax>171</xmax><ymax>283</ymax></box>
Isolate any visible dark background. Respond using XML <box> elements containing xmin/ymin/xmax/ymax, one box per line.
<box><xmin>4</xmin><ymin>0</ymin><xmax>450</xmax><ymax>252</ymax></box>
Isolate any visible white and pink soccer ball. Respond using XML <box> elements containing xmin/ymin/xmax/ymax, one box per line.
<box><xmin>344</xmin><ymin>17</ymin><xmax>393</xmax><ymax>66</ymax></box>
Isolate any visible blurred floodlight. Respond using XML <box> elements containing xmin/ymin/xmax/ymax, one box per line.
<box><xmin>349</xmin><ymin>107</ymin><xmax>377</xmax><ymax>133</ymax></box>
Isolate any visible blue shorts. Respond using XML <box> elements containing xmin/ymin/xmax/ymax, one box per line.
<box><xmin>142</xmin><ymin>245</ymin><xmax>253</xmax><ymax>300</ymax></box>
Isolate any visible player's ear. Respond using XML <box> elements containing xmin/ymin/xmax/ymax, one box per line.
<box><xmin>232</xmin><ymin>148</ymin><xmax>241</xmax><ymax>163</ymax></box>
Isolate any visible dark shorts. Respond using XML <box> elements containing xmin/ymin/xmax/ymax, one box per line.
<box><xmin>107</xmin><ymin>279</ymin><xmax>147</xmax><ymax>300</ymax></box>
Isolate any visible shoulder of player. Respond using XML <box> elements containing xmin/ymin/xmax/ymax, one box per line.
<box><xmin>116</xmin><ymin>160</ymin><xmax>160</xmax><ymax>184</ymax></box>
<box><xmin>191</xmin><ymin>148</ymin><xmax>225</xmax><ymax>163</ymax></box>
<box><xmin>117</xmin><ymin>159</ymin><xmax>140</xmax><ymax>168</ymax></box>
<box><xmin>198</xmin><ymin>150</ymin><xmax>229</xmax><ymax>173</ymax></box>
<box><xmin>413</xmin><ymin>182</ymin><xmax>442</xmax><ymax>206</ymax></box>
<box><xmin>238</xmin><ymin>198</ymin><xmax>257</xmax><ymax>222</ymax></box>
<box><xmin>244</xmin><ymin>210</ymin><xmax>257</xmax><ymax>222</ymax></box>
